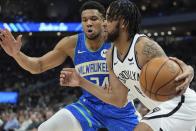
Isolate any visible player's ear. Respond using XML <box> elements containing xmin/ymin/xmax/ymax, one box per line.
<box><xmin>120</xmin><ymin>18</ymin><xmax>126</xmax><ymax>29</ymax></box>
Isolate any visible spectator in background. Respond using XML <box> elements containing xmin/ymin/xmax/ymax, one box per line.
<box><xmin>3</xmin><ymin>112</ymin><xmax>20</xmax><ymax>131</ymax></box>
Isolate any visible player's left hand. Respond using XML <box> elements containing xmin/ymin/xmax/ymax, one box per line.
<box><xmin>170</xmin><ymin>57</ymin><xmax>194</xmax><ymax>95</ymax></box>
<box><xmin>60</xmin><ymin>68</ymin><xmax>81</xmax><ymax>87</ymax></box>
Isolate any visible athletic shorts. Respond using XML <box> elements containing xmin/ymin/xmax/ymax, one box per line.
<box><xmin>65</xmin><ymin>97</ymin><xmax>138</xmax><ymax>131</ymax></box>
<box><xmin>141</xmin><ymin>88</ymin><xmax>196</xmax><ymax>131</ymax></box>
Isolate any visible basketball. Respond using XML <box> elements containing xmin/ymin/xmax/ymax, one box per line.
<box><xmin>140</xmin><ymin>57</ymin><xmax>183</xmax><ymax>102</ymax></box>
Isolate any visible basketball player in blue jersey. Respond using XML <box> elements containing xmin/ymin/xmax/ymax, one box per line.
<box><xmin>0</xmin><ymin>1</ymin><xmax>139</xmax><ymax>131</ymax></box>
<box><xmin>60</xmin><ymin>0</ymin><xmax>196</xmax><ymax>131</ymax></box>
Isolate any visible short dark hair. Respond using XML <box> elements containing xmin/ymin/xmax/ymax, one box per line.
<box><xmin>80</xmin><ymin>1</ymin><xmax>105</xmax><ymax>18</ymax></box>
<box><xmin>107</xmin><ymin>0</ymin><xmax>141</xmax><ymax>38</ymax></box>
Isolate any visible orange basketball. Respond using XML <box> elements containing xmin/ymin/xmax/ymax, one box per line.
<box><xmin>140</xmin><ymin>57</ymin><xmax>183</xmax><ymax>102</ymax></box>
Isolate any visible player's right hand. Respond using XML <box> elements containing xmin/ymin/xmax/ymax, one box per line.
<box><xmin>0</xmin><ymin>29</ymin><xmax>22</xmax><ymax>57</ymax></box>
<box><xmin>170</xmin><ymin>57</ymin><xmax>194</xmax><ymax>95</ymax></box>
<box><xmin>60</xmin><ymin>68</ymin><xmax>81</xmax><ymax>87</ymax></box>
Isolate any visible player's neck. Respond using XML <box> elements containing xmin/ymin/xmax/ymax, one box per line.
<box><xmin>86</xmin><ymin>33</ymin><xmax>105</xmax><ymax>51</ymax></box>
<box><xmin>114</xmin><ymin>32</ymin><xmax>132</xmax><ymax>57</ymax></box>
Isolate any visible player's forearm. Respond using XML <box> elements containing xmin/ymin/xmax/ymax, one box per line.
<box><xmin>80</xmin><ymin>77</ymin><xmax>125</xmax><ymax>107</ymax></box>
<box><xmin>13</xmin><ymin>52</ymin><xmax>43</xmax><ymax>74</ymax></box>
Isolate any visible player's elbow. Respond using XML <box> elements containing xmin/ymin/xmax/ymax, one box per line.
<box><xmin>29</xmin><ymin>67</ymin><xmax>44</xmax><ymax>74</ymax></box>
<box><xmin>29</xmin><ymin>68</ymin><xmax>45</xmax><ymax>74</ymax></box>
<box><xmin>29</xmin><ymin>70</ymin><xmax>41</xmax><ymax>74</ymax></box>
<box><xmin>29</xmin><ymin>60</ymin><xmax>45</xmax><ymax>74</ymax></box>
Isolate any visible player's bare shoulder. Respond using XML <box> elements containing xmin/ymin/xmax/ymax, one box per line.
<box><xmin>55</xmin><ymin>34</ymin><xmax>78</xmax><ymax>58</ymax></box>
<box><xmin>56</xmin><ymin>34</ymin><xmax>78</xmax><ymax>50</ymax></box>
<box><xmin>135</xmin><ymin>36</ymin><xmax>166</xmax><ymax>68</ymax></box>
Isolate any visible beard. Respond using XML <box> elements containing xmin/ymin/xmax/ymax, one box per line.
<box><xmin>106</xmin><ymin>22</ymin><xmax>120</xmax><ymax>43</ymax></box>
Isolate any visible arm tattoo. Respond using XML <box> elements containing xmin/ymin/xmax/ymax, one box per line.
<box><xmin>142</xmin><ymin>41</ymin><xmax>165</xmax><ymax>59</ymax></box>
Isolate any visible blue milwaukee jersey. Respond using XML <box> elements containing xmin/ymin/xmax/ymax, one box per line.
<box><xmin>67</xmin><ymin>33</ymin><xmax>138</xmax><ymax>130</ymax></box>
<box><xmin>74</xmin><ymin>33</ymin><xmax>111</xmax><ymax>103</ymax></box>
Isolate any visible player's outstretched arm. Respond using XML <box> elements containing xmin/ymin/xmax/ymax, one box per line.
<box><xmin>0</xmin><ymin>29</ymin><xmax>76</xmax><ymax>74</ymax></box>
<box><xmin>137</xmin><ymin>37</ymin><xmax>194</xmax><ymax>95</ymax></box>
<box><xmin>60</xmin><ymin>49</ymin><xmax>129</xmax><ymax>108</ymax></box>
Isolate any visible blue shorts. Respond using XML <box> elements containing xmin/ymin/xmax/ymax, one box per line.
<box><xmin>65</xmin><ymin>97</ymin><xmax>138</xmax><ymax>131</ymax></box>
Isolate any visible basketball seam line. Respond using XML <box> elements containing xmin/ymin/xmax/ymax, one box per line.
<box><xmin>154</xmin><ymin>68</ymin><xmax>181</xmax><ymax>99</ymax></box>
<box><xmin>150</xmin><ymin>58</ymin><xmax>169</xmax><ymax>99</ymax></box>
<box><xmin>144</xmin><ymin>62</ymin><xmax>150</xmax><ymax>93</ymax></box>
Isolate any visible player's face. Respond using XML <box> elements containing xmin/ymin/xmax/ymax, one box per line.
<box><xmin>81</xmin><ymin>9</ymin><xmax>104</xmax><ymax>40</ymax></box>
<box><xmin>105</xmin><ymin>8</ymin><xmax>120</xmax><ymax>43</ymax></box>
<box><xmin>106</xmin><ymin>20</ymin><xmax>120</xmax><ymax>43</ymax></box>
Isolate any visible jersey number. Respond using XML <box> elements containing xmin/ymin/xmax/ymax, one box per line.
<box><xmin>90</xmin><ymin>77</ymin><xmax>109</xmax><ymax>87</ymax></box>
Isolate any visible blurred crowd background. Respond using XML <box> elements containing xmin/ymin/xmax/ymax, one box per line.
<box><xmin>0</xmin><ymin>0</ymin><xmax>196</xmax><ymax>130</ymax></box>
